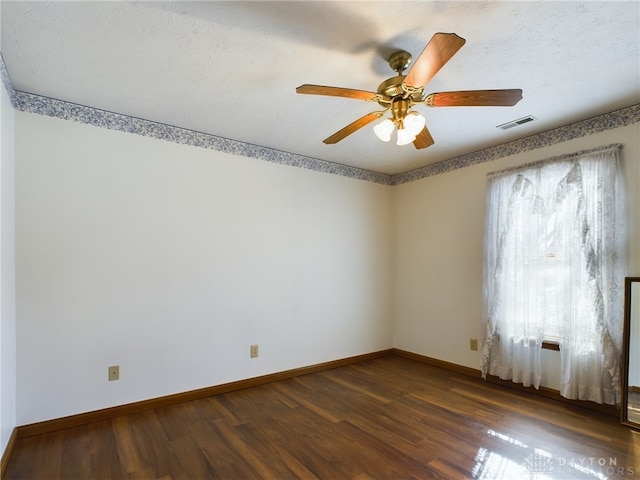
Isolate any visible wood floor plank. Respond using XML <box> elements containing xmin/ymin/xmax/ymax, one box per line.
<box><xmin>274</xmin><ymin>378</ymin><xmax>344</xmax><ymax>424</ymax></box>
<box><xmin>72</xmin><ymin>421</ymin><xmax>121</xmax><ymax>479</ymax></box>
<box><xmin>111</xmin><ymin>415</ymin><xmax>149</xmax><ymax>476</ymax></box>
<box><xmin>130</xmin><ymin>410</ymin><xmax>186</xmax><ymax>479</ymax></box>
<box><xmin>58</xmin><ymin>425</ymin><xmax>91</xmax><ymax>478</ymax></box>
<box><xmin>192</xmin><ymin>418</ymin><xmax>263</xmax><ymax>479</ymax></box>
<box><xmin>168</xmin><ymin>435</ymin><xmax>217</xmax><ymax>480</ymax></box>
<box><xmin>270</xmin><ymin>405</ymin><xmax>356</xmax><ymax>474</ymax></box>
<box><xmin>29</xmin><ymin>431</ymin><xmax>64</xmax><ymax>478</ymax></box>
<box><xmin>4</xmin><ymin>355</ymin><xmax>639</xmax><ymax>479</ymax></box>
<box><xmin>212</xmin><ymin>419</ymin><xmax>278</xmax><ymax>478</ymax></box>
<box><xmin>336</xmin><ymin>419</ymin><xmax>435</xmax><ymax>478</ymax></box>
<box><xmin>155</xmin><ymin>399</ymin><xmax>216</xmax><ymax>443</ymax></box>
<box><xmin>233</xmin><ymin>420</ymin><xmax>320</xmax><ymax>479</ymax></box>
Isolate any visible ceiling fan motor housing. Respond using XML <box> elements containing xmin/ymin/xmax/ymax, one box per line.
<box><xmin>377</xmin><ymin>75</ymin><xmax>406</xmax><ymax>98</ymax></box>
<box><xmin>376</xmin><ymin>76</ymin><xmax>424</xmax><ymax>107</ymax></box>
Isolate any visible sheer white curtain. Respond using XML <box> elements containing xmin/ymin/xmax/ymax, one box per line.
<box><xmin>482</xmin><ymin>144</ymin><xmax>625</xmax><ymax>405</ymax></box>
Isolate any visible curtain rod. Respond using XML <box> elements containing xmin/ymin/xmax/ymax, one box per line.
<box><xmin>487</xmin><ymin>143</ymin><xmax>623</xmax><ymax>178</ymax></box>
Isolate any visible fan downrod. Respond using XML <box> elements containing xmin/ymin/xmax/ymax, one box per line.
<box><xmin>388</xmin><ymin>50</ymin><xmax>412</xmax><ymax>74</ymax></box>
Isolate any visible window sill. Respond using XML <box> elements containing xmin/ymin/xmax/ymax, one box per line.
<box><xmin>541</xmin><ymin>341</ymin><xmax>560</xmax><ymax>351</ymax></box>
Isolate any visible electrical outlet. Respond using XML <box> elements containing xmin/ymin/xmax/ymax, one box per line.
<box><xmin>250</xmin><ymin>344</ymin><xmax>259</xmax><ymax>358</ymax></box>
<box><xmin>469</xmin><ymin>338</ymin><xmax>479</xmax><ymax>351</ymax></box>
<box><xmin>108</xmin><ymin>365</ymin><xmax>119</xmax><ymax>381</ymax></box>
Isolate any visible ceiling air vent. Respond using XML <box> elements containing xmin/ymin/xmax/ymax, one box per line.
<box><xmin>497</xmin><ymin>115</ymin><xmax>536</xmax><ymax>130</ymax></box>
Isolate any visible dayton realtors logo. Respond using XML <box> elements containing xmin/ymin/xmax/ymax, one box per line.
<box><xmin>524</xmin><ymin>452</ymin><xmax>637</xmax><ymax>477</ymax></box>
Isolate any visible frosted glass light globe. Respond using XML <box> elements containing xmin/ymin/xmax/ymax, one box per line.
<box><xmin>396</xmin><ymin>127</ymin><xmax>416</xmax><ymax>146</ymax></box>
<box><xmin>373</xmin><ymin>119</ymin><xmax>395</xmax><ymax>142</ymax></box>
<box><xmin>404</xmin><ymin>113</ymin><xmax>426</xmax><ymax>136</ymax></box>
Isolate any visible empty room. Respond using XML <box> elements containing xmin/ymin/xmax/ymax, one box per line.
<box><xmin>1</xmin><ymin>1</ymin><xmax>640</xmax><ymax>479</ymax></box>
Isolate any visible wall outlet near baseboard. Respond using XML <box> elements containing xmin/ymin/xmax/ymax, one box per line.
<box><xmin>469</xmin><ymin>338</ymin><xmax>479</xmax><ymax>351</ymax></box>
<box><xmin>108</xmin><ymin>365</ymin><xmax>119</xmax><ymax>381</ymax></box>
<box><xmin>250</xmin><ymin>344</ymin><xmax>259</xmax><ymax>358</ymax></box>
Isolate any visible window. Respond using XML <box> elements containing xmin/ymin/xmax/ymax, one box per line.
<box><xmin>481</xmin><ymin>144</ymin><xmax>625</xmax><ymax>405</ymax></box>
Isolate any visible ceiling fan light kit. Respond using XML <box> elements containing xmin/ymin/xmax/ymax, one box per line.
<box><xmin>396</xmin><ymin>125</ymin><xmax>419</xmax><ymax>146</ymax></box>
<box><xmin>373</xmin><ymin>119</ymin><xmax>395</xmax><ymax>142</ymax></box>
<box><xmin>374</xmin><ymin>107</ymin><xmax>426</xmax><ymax>145</ymax></box>
<box><xmin>296</xmin><ymin>32</ymin><xmax>523</xmax><ymax>150</ymax></box>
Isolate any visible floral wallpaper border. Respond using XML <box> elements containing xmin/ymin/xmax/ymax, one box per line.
<box><xmin>391</xmin><ymin>104</ymin><xmax>640</xmax><ymax>185</ymax></box>
<box><xmin>2</xmin><ymin>55</ymin><xmax>638</xmax><ymax>186</ymax></box>
<box><xmin>13</xmin><ymin>91</ymin><xmax>392</xmax><ymax>185</ymax></box>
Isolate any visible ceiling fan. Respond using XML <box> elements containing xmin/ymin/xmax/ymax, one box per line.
<box><xmin>296</xmin><ymin>33</ymin><xmax>523</xmax><ymax>149</ymax></box>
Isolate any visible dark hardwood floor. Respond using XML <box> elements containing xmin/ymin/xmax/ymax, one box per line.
<box><xmin>5</xmin><ymin>355</ymin><xmax>640</xmax><ymax>479</ymax></box>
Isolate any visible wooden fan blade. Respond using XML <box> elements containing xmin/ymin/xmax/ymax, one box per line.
<box><xmin>323</xmin><ymin>112</ymin><xmax>383</xmax><ymax>144</ymax></box>
<box><xmin>425</xmin><ymin>89</ymin><xmax>523</xmax><ymax>107</ymax></box>
<box><xmin>296</xmin><ymin>84</ymin><xmax>378</xmax><ymax>101</ymax></box>
<box><xmin>413</xmin><ymin>126</ymin><xmax>435</xmax><ymax>149</ymax></box>
<box><xmin>403</xmin><ymin>33</ymin><xmax>466</xmax><ymax>89</ymax></box>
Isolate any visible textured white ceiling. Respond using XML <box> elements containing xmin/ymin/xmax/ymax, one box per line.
<box><xmin>2</xmin><ymin>1</ymin><xmax>639</xmax><ymax>175</ymax></box>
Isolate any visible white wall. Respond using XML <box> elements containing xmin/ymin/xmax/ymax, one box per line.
<box><xmin>393</xmin><ymin>123</ymin><xmax>640</xmax><ymax>390</ymax></box>
<box><xmin>12</xmin><ymin>103</ymin><xmax>640</xmax><ymax>426</ymax></box>
<box><xmin>15</xmin><ymin>112</ymin><xmax>393</xmax><ymax>425</ymax></box>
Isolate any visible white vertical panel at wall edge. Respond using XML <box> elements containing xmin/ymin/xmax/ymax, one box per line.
<box><xmin>0</xmin><ymin>66</ymin><xmax>3</xmax><ymax>460</ymax></box>
<box><xmin>15</xmin><ymin>111</ymin><xmax>393</xmax><ymax>425</ymax></box>
<box><xmin>0</xmin><ymin>48</ymin><xmax>18</xmax><ymax>458</ymax></box>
